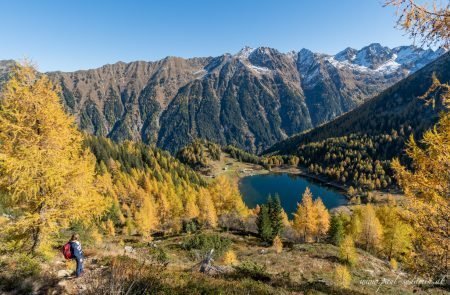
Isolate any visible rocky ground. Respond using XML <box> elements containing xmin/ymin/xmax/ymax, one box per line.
<box><xmin>21</xmin><ymin>230</ymin><xmax>446</xmax><ymax>295</ymax></box>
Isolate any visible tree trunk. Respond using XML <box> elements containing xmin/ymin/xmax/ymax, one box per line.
<box><xmin>200</xmin><ymin>249</ymin><xmax>214</xmax><ymax>273</ymax></box>
<box><xmin>31</xmin><ymin>200</ymin><xmax>45</xmax><ymax>255</ymax></box>
<box><xmin>30</xmin><ymin>226</ymin><xmax>42</xmax><ymax>255</ymax></box>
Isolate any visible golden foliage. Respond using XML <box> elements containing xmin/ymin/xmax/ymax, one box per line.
<box><xmin>293</xmin><ymin>187</ymin><xmax>317</xmax><ymax>242</ymax></box>
<box><xmin>272</xmin><ymin>235</ymin><xmax>283</xmax><ymax>254</ymax></box>
<box><xmin>209</xmin><ymin>176</ymin><xmax>248</xmax><ymax>217</ymax></box>
<box><xmin>293</xmin><ymin>187</ymin><xmax>330</xmax><ymax>242</ymax></box>
<box><xmin>0</xmin><ymin>64</ymin><xmax>107</xmax><ymax>255</ymax></box>
<box><xmin>222</xmin><ymin>250</ymin><xmax>238</xmax><ymax>265</ymax></box>
<box><xmin>392</xmin><ymin>79</ymin><xmax>450</xmax><ymax>277</ymax></box>
<box><xmin>334</xmin><ymin>265</ymin><xmax>352</xmax><ymax>288</ymax></box>
<box><xmin>359</xmin><ymin>204</ymin><xmax>383</xmax><ymax>252</ymax></box>
<box><xmin>390</xmin><ymin>258</ymin><xmax>399</xmax><ymax>271</ymax></box>
<box><xmin>105</xmin><ymin>219</ymin><xmax>116</xmax><ymax>237</ymax></box>
<box><xmin>385</xmin><ymin>0</ymin><xmax>450</xmax><ymax>48</ymax></box>
<box><xmin>314</xmin><ymin>197</ymin><xmax>330</xmax><ymax>241</ymax></box>
<box><xmin>376</xmin><ymin>204</ymin><xmax>413</xmax><ymax>261</ymax></box>
<box><xmin>135</xmin><ymin>195</ymin><xmax>158</xmax><ymax>238</ymax></box>
<box><xmin>198</xmin><ymin>188</ymin><xmax>218</xmax><ymax>228</ymax></box>
<box><xmin>339</xmin><ymin>235</ymin><xmax>358</xmax><ymax>266</ymax></box>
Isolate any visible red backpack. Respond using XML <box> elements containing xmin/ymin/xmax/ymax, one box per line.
<box><xmin>62</xmin><ymin>242</ymin><xmax>72</xmax><ymax>260</ymax></box>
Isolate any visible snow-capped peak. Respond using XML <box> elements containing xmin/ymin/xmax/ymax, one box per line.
<box><xmin>335</xmin><ymin>47</ymin><xmax>357</xmax><ymax>62</ymax></box>
<box><xmin>235</xmin><ymin>46</ymin><xmax>255</xmax><ymax>59</ymax></box>
<box><xmin>322</xmin><ymin>44</ymin><xmax>446</xmax><ymax>76</ymax></box>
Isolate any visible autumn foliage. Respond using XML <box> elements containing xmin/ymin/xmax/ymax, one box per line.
<box><xmin>0</xmin><ymin>64</ymin><xmax>108</xmax><ymax>255</ymax></box>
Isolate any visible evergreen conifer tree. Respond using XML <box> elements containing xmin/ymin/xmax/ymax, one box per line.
<box><xmin>256</xmin><ymin>205</ymin><xmax>273</xmax><ymax>243</ymax></box>
<box><xmin>268</xmin><ymin>194</ymin><xmax>284</xmax><ymax>240</ymax></box>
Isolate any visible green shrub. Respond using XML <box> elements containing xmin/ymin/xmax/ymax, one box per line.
<box><xmin>10</xmin><ymin>253</ymin><xmax>41</xmax><ymax>278</ymax></box>
<box><xmin>182</xmin><ymin>233</ymin><xmax>231</xmax><ymax>259</ymax></box>
<box><xmin>182</xmin><ymin>218</ymin><xmax>201</xmax><ymax>234</ymax></box>
<box><xmin>232</xmin><ymin>261</ymin><xmax>271</xmax><ymax>282</ymax></box>
<box><xmin>0</xmin><ymin>254</ymin><xmax>42</xmax><ymax>293</ymax></box>
<box><xmin>149</xmin><ymin>247</ymin><xmax>170</xmax><ymax>266</ymax></box>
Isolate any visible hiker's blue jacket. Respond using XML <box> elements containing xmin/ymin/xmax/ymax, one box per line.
<box><xmin>70</xmin><ymin>241</ymin><xmax>84</xmax><ymax>259</ymax></box>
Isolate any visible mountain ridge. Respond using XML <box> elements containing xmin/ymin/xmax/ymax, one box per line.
<box><xmin>0</xmin><ymin>44</ymin><xmax>445</xmax><ymax>153</ymax></box>
<box><xmin>265</xmin><ymin>50</ymin><xmax>450</xmax><ymax>155</ymax></box>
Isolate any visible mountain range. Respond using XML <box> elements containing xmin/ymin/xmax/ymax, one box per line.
<box><xmin>266</xmin><ymin>51</ymin><xmax>450</xmax><ymax>155</ymax></box>
<box><xmin>0</xmin><ymin>44</ymin><xmax>445</xmax><ymax>153</ymax></box>
<box><xmin>261</xmin><ymin>51</ymin><xmax>450</xmax><ymax>191</ymax></box>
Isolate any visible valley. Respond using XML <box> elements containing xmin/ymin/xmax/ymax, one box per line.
<box><xmin>0</xmin><ymin>1</ymin><xmax>449</xmax><ymax>293</ymax></box>
<box><xmin>0</xmin><ymin>50</ymin><xmax>447</xmax><ymax>294</ymax></box>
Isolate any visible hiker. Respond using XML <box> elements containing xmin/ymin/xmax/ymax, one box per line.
<box><xmin>69</xmin><ymin>233</ymin><xmax>84</xmax><ymax>277</ymax></box>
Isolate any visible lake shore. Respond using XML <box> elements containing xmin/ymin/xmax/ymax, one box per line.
<box><xmin>269</xmin><ymin>166</ymin><xmax>348</xmax><ymax>193</ymax></box>
<box><xmin>204</xmin><ymin>152</ymin><xmax>403</xmax><ymax>209</ymax></box>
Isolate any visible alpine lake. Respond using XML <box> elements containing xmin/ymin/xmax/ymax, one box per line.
<box><xmin>239</xmin><ymin>173</ymin><xmax>347</xmax><ymax>218</ymax></box>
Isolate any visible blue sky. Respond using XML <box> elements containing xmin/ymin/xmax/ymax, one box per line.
<box><xmin>0</xmin><ymin>0</ymin><xmax>412</xmax><ymax>72</ymax></box>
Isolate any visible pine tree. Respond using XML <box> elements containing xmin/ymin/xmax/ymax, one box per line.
<box><xmin>329</xmin><ymin>215</ymin><xmax>345</xmax><ymax>246</ymax></box>
<box><xmin>256</xmin><ymin>205</ymin><xmax>273</xmax><ymax>243</ymax></box>
<box><xmin>268</xmin><ymin>194</ymin><xmax>284</xmax><ymax>240</ymax></box>
<box><xmin>339</xmin><ymin>235</ymin><xmax>357</xmax><ymax>266</ymax></box>
<box><xmin>0</xmin><ymin>64</ymin><xmax>107</xmax><ymax>255</ymax></box>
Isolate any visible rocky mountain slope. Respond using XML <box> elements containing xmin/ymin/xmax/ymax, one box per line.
<box><xmin>1</xmin><ymin>44</ymin><xmax>445</xmax><ymax>153</ymax></box>
<box><xmin>265</xmin><ymin>51</ymin><xmax>450</xmax><ymax>155</ymax></box>
<box><xmin>261</xmin><ymin>51</ymin><xmax>450</xmax><ymax>190</ymax></box>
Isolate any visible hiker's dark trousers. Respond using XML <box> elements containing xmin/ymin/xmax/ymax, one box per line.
<box><xmin>75</xmin><ymin>257</ymin><xmax>83</xmax><ymax>277</ymax></box>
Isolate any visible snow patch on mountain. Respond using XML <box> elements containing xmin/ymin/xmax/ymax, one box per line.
<box><xmin>375</xmin><ymin>55</ymin><xmax>401</xmax><ymax>74</ymax></box>
<box><xmin>327</xmin><ymin>57</ymin><xmax>365</xmax><ymax>71</ymax></box>
<box><xmin>248</xmin><ymin>64</ymin><xmax>271</xmax><ymax>73</ymax></box>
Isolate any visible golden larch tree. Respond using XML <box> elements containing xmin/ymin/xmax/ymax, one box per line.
<box><xmin>273</xmin><ymin>235</ymin><xmax>283</xmax><ymax>254</ymax></box>
<box><xmin>359</xmin><ymin>204</ymin><xmax>383</xmax><ymax>252</ymax></box>
<box><xmin>183</xmin><ymin>186</ymin><xmax>200</xmax><ymax>220</ymax></box>
<box><xmin>209</xmin><ymin>176</ymin><xmax>248</xmax><ymax>217</ymax></box>
<box><xmin>134</xmin><ymin>194</ymin><xmax>158</xmax><ymax>238</ymax></box>
<box><xmin>377</xmin><ymin>204</ymin><xmax>413</xmax><ymax>261</ymax></box>
<box><xmin>392</xmin><ymin>79</ymin><xmax>450</xmax><ymax>277</ymax></box>
<box><xmin>385</xmin><ymin>0</ymin><xmax>449</xmax><ymax>48</ymax></box>
<box><xmin>334</xmin><ymin>265</ymin><xmax>352</xmax><ymax>288</ymax></box>
<box><xmin>293</xmin><ymin>187</ymin><xmax>318</xmax><ymax>242</ymax></box>
<box><xmin>198</xmin><ymin>187</ymin><xmax>218</xmax><ymax>228</ymax></box>
<box><xmin>314</xmin><ymin>197</ymin><xmax>330</xmax><ymax>242</ymax></box>
<box><xmin>0</xmin><ymin>64</ymin><xmax>107</xmax><ymax>255</ymax></box>
<box><xmin>339</xmin><ymin>235</ymin><xmax>358</xmax><ymax>266</ymax></box>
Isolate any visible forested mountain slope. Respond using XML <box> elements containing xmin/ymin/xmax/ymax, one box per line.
<box><xmin>1</xmin><ymin>44</ymin><xmax>441</xmax><ymax>154</ymax></box>
<box><xmin>264</xmin><ymin>52</ymin><xmax>450</xmax><ymax>191</ymax></box>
